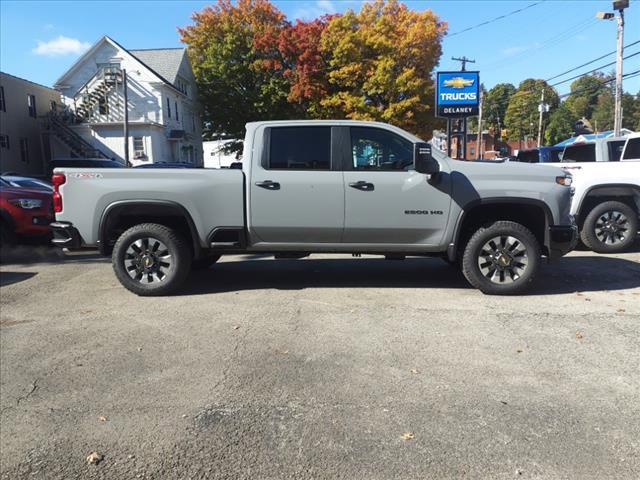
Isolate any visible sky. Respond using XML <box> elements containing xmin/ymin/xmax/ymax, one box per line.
<box><xmin>1</xmin><ymin>0</ymin><xmax>639</xmax><ymax>96</ymax></box>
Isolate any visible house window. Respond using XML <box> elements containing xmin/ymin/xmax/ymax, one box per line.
<box><xmin>20</xmin><ymin>138</ymin><xmax>29</xmax><ymax>162</ymax></box>
<box><xmin>27</xmin><ymin>94</ymin><xmax>37</xmax><ymax>118</ymax></box>
<box><xmin>0</xmin><ymin>86</ymin><xmax>5</xmax><ymax>112</ymax></box>
<box><xmin>176</xmin><ymin>78</ymin><xmax>188</xmax><ymax>96</ymax></box>
<box><xmin>50</xmin><ymin>100</ymin><xmax>57</xmax><ymax>112</ymax></box>
<box><xmin>98</xmin><ymin>96</ymin><xmax>109</xmax><ymax>115</ymax></box>
<box><xmin>175</xmin><ymin>101</ymin><xmax>178</xmax><ymax>122</ymax></box>
<box><xmin>166</xmin><ymin>97</ymin><xmax>171</xmax><ymax>119</ymax></box>
<box><xmin>0</xmin><ymin>134</ymin><xmax>9</xmax><ymax>149</ymax></box>
<box><xmin>133</xmin><ymin>137</ymin><xmax>145</xmax><ymax>159</ymax></box>
<box><xmin>191</xmin><ymin>113</ymin><xmax>195</xmax><ymax>132</ymax></box>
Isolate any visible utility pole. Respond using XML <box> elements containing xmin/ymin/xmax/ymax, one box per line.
<box><xmin>537</xmin><ymin>89</ymin><xmax>548</xmax><ymax>148</ymax></box>
<box><xmin>451</xmin><ymin>56</ymin><xmax>475</xmax><ymax>72</ymax></box>
<box><xmin>614</xmin><ymin>7</ymin><xmax>624</xmax><ymax>136</ymax></box>
<box><xmin>476</xmin><ymin>89</ymin><xmax>483</xmax><ymax>160</ymax></box>
<box><xmin>597</xmin><ymin>1</ymin><xmax>628</xmax><ymax>137</ymax></box>
<box><xmin>122</xmin><ymin>69</ymin><xmax>130</xmax><ymax>166</ymax></box>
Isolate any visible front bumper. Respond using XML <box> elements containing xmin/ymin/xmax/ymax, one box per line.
<box><xmin>50</xmin><ymin>221</ymin><xmax>82</xmax><ymax>249</ymax></box>
<box><xmin>547</xmin><ymin>223</ymin><xmax>578</xmax><ymax>259</ymax></box>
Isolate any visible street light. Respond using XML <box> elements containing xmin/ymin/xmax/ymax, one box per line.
<box><xmin>596</xmin><ymin>0</ymin><xmax>629</xmax><ymax>136</ymax></box>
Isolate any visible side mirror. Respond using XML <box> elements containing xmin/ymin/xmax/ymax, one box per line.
<box><xmin>414</xmin><ymin>143</ymin><xmax>440</xmax><ymax>175</ymax></box>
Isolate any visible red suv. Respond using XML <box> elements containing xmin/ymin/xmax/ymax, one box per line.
<box><xmin>0</xmin><ymin>177</ymin><xmax>53</xmax><ymax>245</ymax></box>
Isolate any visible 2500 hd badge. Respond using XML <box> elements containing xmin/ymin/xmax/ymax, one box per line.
<box><xmin>405</xmin><ymin>210</ymin><xmax>444</xmax><ymax>215</ymax></box>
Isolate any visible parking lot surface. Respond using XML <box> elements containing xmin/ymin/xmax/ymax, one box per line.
<box><xmin>1</xmin><ymin>248</ymin><xmax>639</xmax><ymax>479</ymax></box>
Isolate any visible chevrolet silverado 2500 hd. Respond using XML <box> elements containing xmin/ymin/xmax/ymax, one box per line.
<box><xmin>50</xmin><ymin>120</ymin><xmax>576</xmax><ymax>296</ymax></box>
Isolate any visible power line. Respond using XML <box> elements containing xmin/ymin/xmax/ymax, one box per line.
<box><xmin>448</xmin><ymin>1</ymin><xmax>544</xmax><ymax>37</ymax></box>
<box><xmin>545</xmin><ymin>39</ymin><xmax>640</xmax><ymax>82</ymax></box>
<box><xmin>550</xmin><ymin>50</ymin><xmax>640</xmax><ymax>87</ymax></box>
<box><xmin>557</xmin><ymin>69</ymin><xmax>639</xmax><ymax>99</ymax></box>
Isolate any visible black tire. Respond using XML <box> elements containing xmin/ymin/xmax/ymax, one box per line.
<box><xmin>462</xmin><ymin>221</ymin><xmax>541</xmax><ymax>295</ymax></box>
<box><xmin>192</xmin><ymin>254</ymin><xmax>221</xmax><ymax>270</ymax></box>
<box><xmin>580</xmin><ymin>201</ymin><xmax>638</xmax><ymax>253</ymax></box>
<box><xmin>112</xmin><ymin>223</ymin><xmax>192</xmax><ymax>296</ymax></box>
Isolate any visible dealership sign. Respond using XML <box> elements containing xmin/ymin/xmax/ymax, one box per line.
<box><xmin>436</xmin><ymin>71</ymin><xmax>480</xmax><ymax>117</ymax></box>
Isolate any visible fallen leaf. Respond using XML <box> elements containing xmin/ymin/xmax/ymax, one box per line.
<box><xmin>617</xmin><ymin>309</ymin><xmax>625</xmax><ymax>313</ymax></box>
<box><xmin>276</xmin><ymin>349</ymin><xmax>289</xmax><ymax>355</ymax></box>
<box><xmin>233</xmin><ymin>325</ymin><xmax>240</xmax><ymax>330</ymax></box>
<box><xmin>410</xmin><ymin>368</ymin><xmax>419</xmax><ymax>374</ymax></box>
<box><xmin>585</xmin><ymin>298</ymin><xmax>591</xmax><ymax>302</ymax></box>
<box><xmin>516</xmin><ymin>349</ymin><xmax>523</xmax><ymax>353</ymax></box>
<box><xmin>401</xmin><ymin>432</ymin><xmax>414</xmax><ymax>441</ymax></box>
<box><xmin>137</xmin><ymin>347</ymin><xmax>143</xmax><ymax>352</ymax></box>
<box><xmin>86</xmin><ymin>451</ymin><xmax>103</xmax><ymax>465</ymax></box>
<box><xmin>575</xmin><ymin>331</ymin><xmax>583</xmax><ymax>339</ymax></box>
<box><xmin>500</xmin><ymin>400</ymin><xmax>508</xmax><ymax>405</ymax></box>
<box><xmin>98</xmin><ymin>416</ymin><xmax>107</xmax><ymax>422</ymax></box>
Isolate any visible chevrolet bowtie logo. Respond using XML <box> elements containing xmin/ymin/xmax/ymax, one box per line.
<box><xmin>444</xmin><ymin>77</ymin><xmax>474</xmax><ymax>88</ymax></box>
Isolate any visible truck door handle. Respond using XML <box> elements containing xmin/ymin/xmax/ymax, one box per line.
<box><xmin>349</xmin><ymin>181</ymin><xmax>375</xmax><ymax>191</ymax></box>
<box><xmin>255</xmin><ymin>180</ymin><xmax>280</xmax><ymax>190</ymax></box>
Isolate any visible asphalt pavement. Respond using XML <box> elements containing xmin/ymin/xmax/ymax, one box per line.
<box><xmin>1</xmin><ymin>246</ymin><xmax>639</xmax><ymax>479</ymax></box>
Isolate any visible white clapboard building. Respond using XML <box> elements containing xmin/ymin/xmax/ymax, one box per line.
<box><xmin>49</xmin><ymin>36</ymin><xmax>203</xmax><ymax>166</ymax></box>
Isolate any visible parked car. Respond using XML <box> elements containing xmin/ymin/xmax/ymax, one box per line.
<box><xmin>134</xmin><ymin>162</ymin><xmax>201</xmax><ymax>169</ymax></box>
<box><xmin>50</xmin><ymin>120</ymin><xmax>576</xmax><ymax>296</ymax></box>
<box><xmin>1</xmin><ymin>175</ymin><xmax>53</xmax><ymax>192</ymax></box>
<box><xmin>561</xmin><ymin>136</ymin><xmax>627</xmax><ymax>163</ymax></box>
<box><xmin>549</xmin><ymin>134</ymin><xmax>640</xmax><ymax>253</ymax></box>
<box><xmin>47</xmin><ymin>158</ymin><xmax>125</xmax><ymax>176</ymax></box>
<box><xmin>515</xmin><ymin>146</ymin><xmax>564</xmax><ymax>164</ymax></box>
<box><xmin>0</xmin><ymin>178</ymin><xmax>53</xmax><ymax>245</ymax></box>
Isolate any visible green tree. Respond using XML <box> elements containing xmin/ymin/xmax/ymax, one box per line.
<box><xmin>621</xmin><ymin>92</ymin><xmax>637</xmax><ymax>130</ymax></box>
<box><xmin>504</xmin><ymin>79</ymin><xmax>559</xmax><ymax>144</ymax></box>
<box><xmin>591</xmin><ymin>92</ymin><xmax>614</xmax><ymax>132</ymax></box>
<box><xmin>179</xmin><ymin>0</ymin><xmax>294</xmax><ymax>149</ymax></box>
<box><xmin>564</xmin><ymin>74</ymin><xmax>608</xmax><ymax>121</ymax></box>
<box><xmin>483</xmin><ymin>83</ymin><xmax>515</xmax><ymax>135</ymax></box>
<box><xmin>544</xmin><ymin>103</ymin><xmax>573</xmax><ymax>145</ymax></box>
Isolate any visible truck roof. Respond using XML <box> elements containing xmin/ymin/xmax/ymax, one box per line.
<box><xmin>245</xmin><ymin>120</ymin><xmax>425</xmax><ymax>143</ymax></box>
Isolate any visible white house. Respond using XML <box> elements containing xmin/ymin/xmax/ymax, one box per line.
<box><xmin>203</xmin><ymin>139</ymin><xmax>242</xmax><ymax>169</ymax></box>
<box><xmin>50</xmin><ymin>36</ymin><xmax>203</xmax><ymax>166</ymax></box>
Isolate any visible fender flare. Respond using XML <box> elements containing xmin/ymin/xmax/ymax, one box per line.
<box><xmin>98</xmin><ymin>200</ymin><xmax>203</xmax><ymax>257</ymax></box>
<box><xmin>447</xmin><ymin>197</ymin><xmax>553</xmax><ymax>261</ymax></box>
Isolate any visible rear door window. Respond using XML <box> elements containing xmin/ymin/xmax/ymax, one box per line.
<box><xmin>607</xmin><ymin>141</ymin><xmax>625</xmax><ymax>162</ymax></box>
<box><xmin>350</xmin><ymin>127</ymin><xmax>413</xmax><ymax>171</ymax></box>
<box><xmin>622</xmin><ymin>138</ymin><xmax>640</xmax><ymax>160</ymax></box>
<box><xmin>562</xmin><ymin>144</ymin><xmax>596</xmax><ymax>162</ymax></box>
<box><xmin>516</xmin><ymin>150</ymin><xmax>539</xmax><ymax>163</ymax></box>
<box><xmin>267</xmin><ymin>127</ymin><xmax>331</xmax><ymax>170</ymax></box>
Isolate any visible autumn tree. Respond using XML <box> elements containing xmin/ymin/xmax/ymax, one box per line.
<box><xmin>179</xmin><ymin>0</ymin><xmax>294</xmax><ymax>148</ymax></box>
<box><xmin>504</xmin><ymin>79</ymin><xmax>559</xmax><ymax>144</ymax></box>
<box><xmin>316</xmin><ymin>0</ymin><xmax>446</xmax><ymax>138</ymax></box>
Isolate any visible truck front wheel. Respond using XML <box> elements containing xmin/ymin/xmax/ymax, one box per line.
<box><xmin>580</xmin><ymin>201</ymin><xmax>638</xmax><ymax>253</ymax></box>
<box><xmin>462</xmin><ymin>221</ymin><xmax>541</xmax><ymax>295</ymax></box>
<box><xmin>112</xmin><ymin>223</ymin><xmax>192</xmax><ymax>296</ymax></box>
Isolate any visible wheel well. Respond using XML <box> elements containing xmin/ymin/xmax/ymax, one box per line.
<box><xmin>100</xmin><ymin>203</ymin><xmax>200</xmax><ymax>257</ymax></box>
<box><xmin>456</xmin><ymin>203</ymin><xmax>548</xmax><ymax>256</ymax></box>
<box><xmin>577</xmin><ymin>187</ymin><xmax>640</xmax><ymax>228</ymax></box>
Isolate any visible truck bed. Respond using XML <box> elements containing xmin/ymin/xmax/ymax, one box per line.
<box><xmin>55</xmin><ymin>168</ymin><xmax>245</xmax><ymax>247</ymax></box>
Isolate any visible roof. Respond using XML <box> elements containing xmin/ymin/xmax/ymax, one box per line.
<box><xmin>53</xmin><ymin>36</ymin><xmax>184</xmax><ymax>95</ymax></box>
<box><xmin>128</xmin><ymin>48</ymin><xmax>185</xmax><ymax>85</ymax></box>
<box><xmin>0</xmin><ymin>71</ymin><xmax>60</xmax><ymax>93</ymax></box>
<box><xmin>554</xmin><ymin>129</ymin><xmax>635</xmax><ymax>147</ymax></box>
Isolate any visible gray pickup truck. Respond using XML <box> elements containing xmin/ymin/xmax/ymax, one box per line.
<box><xmin>51</xmin><ymin>120</ymin><xmax>576</xmax><ymax>296</ymax></box>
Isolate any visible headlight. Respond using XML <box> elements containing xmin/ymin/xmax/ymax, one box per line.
<box><xmin>9</xmin><ymin>198</ymin><xmax>43</xmax><ymax>209</ymax></box>
<box><xmin>555</xmin><ymin>175</ymin><xmax>572</xmax><ymax>186</ymax></box>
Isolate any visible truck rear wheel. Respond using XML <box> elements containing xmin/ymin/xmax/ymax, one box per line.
<box><xmin>112</xmin><ymin>223</ymin><xmax>192</xmax><ymax>296</ymax></box>
<box><xmin>462</xmin><ymin>221</ymin><xmax>540</xmax><ymax>295</ymax></box>
<box><xmin>580</xmin><ymin>201</ymin><xmax>638</xmax><ymax>253</ymax></box>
